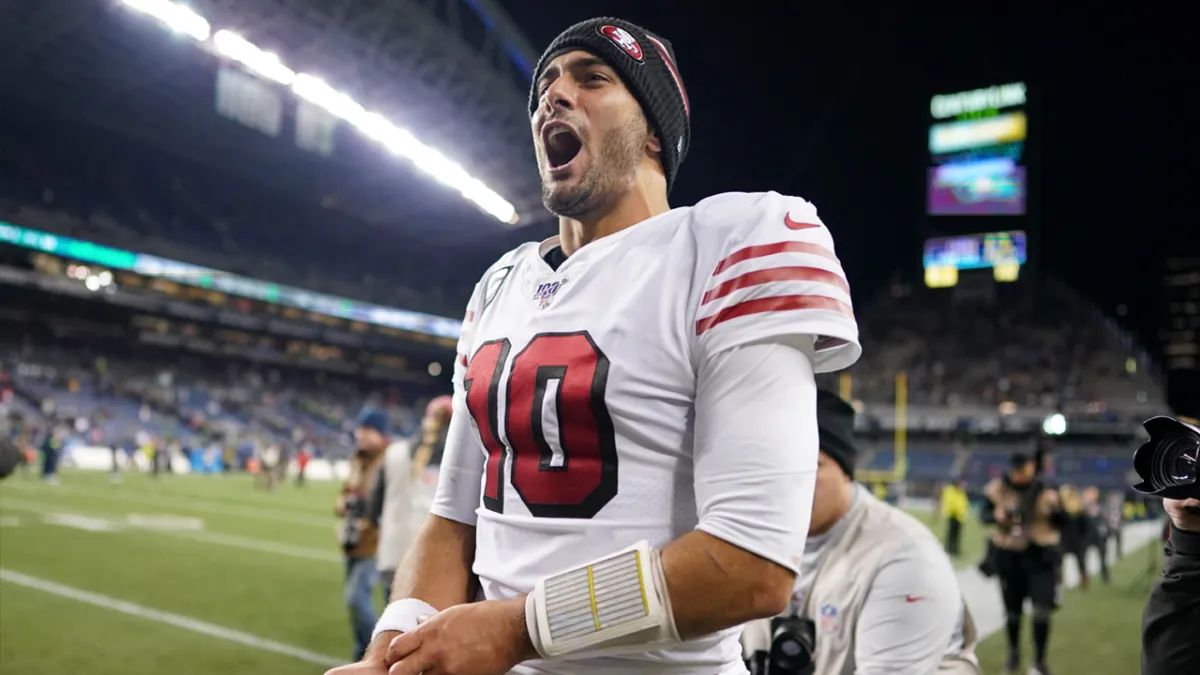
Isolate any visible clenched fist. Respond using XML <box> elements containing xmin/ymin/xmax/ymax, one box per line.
<box><xmin>384</xmin><ymin>597</ymin><xmax>537</xmax><ymax>675</ymax></box>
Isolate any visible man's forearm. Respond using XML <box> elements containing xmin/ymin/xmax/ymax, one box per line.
<box><xmin>388</xmin><ymin>514</ymin><xmax>478</xmax><ymax>610</ymax></box>
<box><xmin>660</xmin><ymin>530</ymin><xmax>795</xmax><ymax>639</ymax></box>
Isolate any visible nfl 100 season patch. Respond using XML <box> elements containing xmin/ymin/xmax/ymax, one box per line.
<box><xmin>532</xmin><ymin>276</ymin><xmax>569</xmax><ymax>310</ymax></box>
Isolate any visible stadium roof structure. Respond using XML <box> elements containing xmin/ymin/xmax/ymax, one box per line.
<box><xmin>0</xmin><ymin>0</ymin><xmax>551</xmax><ymax>246</ymax></box>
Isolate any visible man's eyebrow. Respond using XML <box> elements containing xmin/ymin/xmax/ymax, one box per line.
<box><xmin>537</xmin><ymin>56</ymin><xmax>612</xmax><ymax>88</ymax></box>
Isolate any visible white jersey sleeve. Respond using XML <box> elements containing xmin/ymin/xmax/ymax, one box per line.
<box><xmin>429</xmin><ymin>283</ymin><xmax>487</xmax><ymax>527</ymax></box>
<box><xmin>691</xmin><ymin>192</ymin><xmax>861</xmax><ymax>372</ymax></box>
<box><xmin>692</xmin><ymin>337</ymin><xmax>818</xmax><ymax>574</ymax></box>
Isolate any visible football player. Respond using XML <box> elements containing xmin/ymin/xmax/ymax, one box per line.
<box><xmin>411</xmin><ymin>394</ymin><xmax>453</xmax><ymax>478</ymax></box>
<box><xmin>326</xmin><ymin>16</ymin><xmax>861</xmax><ymax>675</ymax></box>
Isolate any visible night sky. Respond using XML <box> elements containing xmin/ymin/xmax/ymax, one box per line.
<box><xmin>501</xmin><ymin>2</ymin><xmax>1191</xmax><ymax>409</ymax></box>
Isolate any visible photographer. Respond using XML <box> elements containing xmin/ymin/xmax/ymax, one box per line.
<box><xmin>334</xmin><ymin>409</ymin><xmax>389</xmax><ymax>660</ymax></box>
<box><xmin>742</xmin><ymin>390</ymin><xmax>980</xmax><ymax>675</ymax></box>
<box><xmin>981</xmin><ymin>453</ymin><xmax>1067</xmax><ymax>675</ymax></box>
<box><xmin>1142</xmin><ymin>498</ymin><xmax>1200</xmax><ymax>675</ymax></box>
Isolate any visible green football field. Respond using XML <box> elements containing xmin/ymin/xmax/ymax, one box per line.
<box><xmin>0</xmin><ymin>471</ymin><xmax>1149</xmax><ymax>674</ymax></box>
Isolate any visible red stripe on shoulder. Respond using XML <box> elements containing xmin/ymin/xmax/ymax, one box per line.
<box><xmin>695</xmin><ymin>295</ymin><xmax>853</xmax><ymax>336</ymax></box>
<box><xmin>713</xmin><ymin>241</ymin><xmax>838</xmax><ymax>275</ymax></box>
<box><xmin>701</xmin><ymin>266</ymin><xmax>850</xmax><ymax>305</ymax></box>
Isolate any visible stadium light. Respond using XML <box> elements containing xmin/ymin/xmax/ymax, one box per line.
<box><xmin>1042</xmin><ymin>413</ymin><xmax>1067</xmax><ymax>436</ymax></box>
<box><xmin>120</xmin><ymin>0</ymin><xmax>210</xmax><ymax>42</ymax></box>
<box><xmin>213</xmin><ymin>31</ymin><xmax>295</xmax><ymax>85</ymax></box>
<box><xmin>117</xmin><ymin>0</ymin><xmax>519</xmax><ymax>225</ymax></box>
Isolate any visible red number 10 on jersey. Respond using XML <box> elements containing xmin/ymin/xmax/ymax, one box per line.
<box><xmin>463</xmin><ymin>332</ymin><xmax>619</xmax><ymax>519</ymax></box>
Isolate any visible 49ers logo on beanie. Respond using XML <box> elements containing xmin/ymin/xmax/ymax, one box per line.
<box><xmin>598</xmin><ymin>25</ymin><xmax>644</xmax><ymax>62</ymax></box>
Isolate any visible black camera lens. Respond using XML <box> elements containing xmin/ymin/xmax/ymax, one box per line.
<box><xmin>769</xmin><ymin>616</ymin><xmax>816</xmax><ymax>675</ymax></box>
<box><xmin>1133</xmin><ymin>416</ymin><xmax>1200</xmax><ymax>500</ymax></box>
<box><xmin>1169</xmin><ymin>440</ymin><xmax>1198</xmax><ymax>483</ymax></box>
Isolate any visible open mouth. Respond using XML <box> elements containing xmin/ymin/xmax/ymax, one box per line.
<box><xmin>542</xmin><ymin>123</ymin><xmax>583</xmax><ymax>170</ymax></box>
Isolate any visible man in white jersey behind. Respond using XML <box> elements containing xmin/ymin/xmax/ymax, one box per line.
<box><xmin>742</xmin><ymin>391</ymin><xmax>980</xmax><ymax>675</ymax></box>
<box><xmin>326</xmin><ymin>16</ymin><xmax>861</xmax><ymax>675</ymax></box>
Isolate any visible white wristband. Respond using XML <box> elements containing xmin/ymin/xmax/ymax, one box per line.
<box><xmin>526</xmin><ymin>540</ymin><xmax>681</xmax><ymax>660</ymax></box>
<box><xmin>371</xmin><ymin>598</ymin><xmax>439</xmax><ymax>641</ymax></box>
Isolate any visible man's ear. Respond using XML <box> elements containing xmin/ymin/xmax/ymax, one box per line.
<box><xmin>646</xmin><ymin>126</ymin><xmax>662</xmax><ymax>154</ymax></box>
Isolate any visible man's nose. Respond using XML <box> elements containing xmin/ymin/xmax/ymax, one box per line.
<box><xmin>541</xmin><ymin>79</ymin><xmax>577</xmax><ymax>116</ymax></box>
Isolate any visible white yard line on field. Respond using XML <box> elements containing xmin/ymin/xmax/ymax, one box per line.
<box><xmin>0</xmin><ymin>497</ymin><xmax>341</xmax><ymax>563</ymax></box>
<box><xmin>0</xmin><ymin>568</ymin><xmax>344</xmax><ymax>667</ymax></box>
<box><xmin>2</xmin><ymin>481</ymin><xmax>334</xmax><ymax>528</ymax></box>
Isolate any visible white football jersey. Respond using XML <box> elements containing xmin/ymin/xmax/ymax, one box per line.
<box><xmin>432</xmin><ymin>191</ymin><xmax>861</xmax><ymax>674</ymax></box>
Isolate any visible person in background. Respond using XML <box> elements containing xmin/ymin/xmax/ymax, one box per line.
<box><xmin>1057</xmin><ymin>485</ymin><xmax>1091</xmax><ymax>590</ymax></box>
<box><xmin>1142</xmin><ymin>498</ymin><xmax>1200</xmax><ymax>675</ymax></box>
<box><xmin>981</xmin><ymin>453</ymin><xmax>1066</xmax><ymax>675</ymax></box>
<box><xmin>166</xmin><ymin>436</ymin><xmax>182</xmax><ymax>475</ymax></box>
<box><xmin>41</xmin><ymin>421</ymin><xmax>65</xmax><ymax>484</ymax></box>
<box><xmin>150</xmin><ymin>435</ymin><xmax>166</xmax><ymax>478</ymax></box>
<box><xmin>296</xmin><ymin>444</ymin><xmax>311</xmax><ymax>486</ymax></box>
<box><xmin>372</xmin><ymin>435</ymin><xmax>416</xmax><ymax>605</ymax></box>
<box><xmin>1080</xmin><ymin>486</ymin><xmax>1110</xmax><ymax>584</ymax></box>
<box><xmin>256</xmin><ymin>442</ymin><xmax>280</xmax><ymax>491</ymax></box>
<box><xmin>742</xmin><ymin>391</ymin><xmax>979</xmax><ymax>674</ymax></box>
<box><xmin>1104</xmin><ymin>489</ymin><xmax>1125</xmax><ymax>557</ymax></box>
<box><xmin>336</xmin><ymin>409</ymin><xmax>389</xmax><ymax>661</ymax></box>
<box><xmin>409</xmin><ymin>394</ymin><xmax>452</xmax><ymax>478</ymax></box>
<box><xmin>942</xmin><ymin>478</ymin><xmax>970</xmax><ymax>557</ymax></box>
<box><xmin>375</xmin><ymin>396</ymin><xmax>452</xmax><ymax>604</ymax></box>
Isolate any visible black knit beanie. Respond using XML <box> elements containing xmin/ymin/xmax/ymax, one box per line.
<box><xmin>817</xmin><ymin>389</ymin><xmax>858</xmax><ymax>478</ymax></box>
<box><xmin>529</xmin><ymin>17</ymin><xmax>691</xmax><ymax>193</ymax></box>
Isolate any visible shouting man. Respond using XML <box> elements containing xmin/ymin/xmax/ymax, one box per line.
<box><xmin>328</xmin><ymin>16</ymin><xmax>861</xmax><ymax>675</ymax></box>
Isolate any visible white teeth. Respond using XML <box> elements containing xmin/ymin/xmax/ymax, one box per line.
<box><xmin>547</xmin><ymin>128</ymin><xmax>570</xmax><ymax>148</ymax></box>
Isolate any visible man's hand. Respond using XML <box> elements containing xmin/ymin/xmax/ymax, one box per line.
<box><xmin>323</xmin><ymin>632</ymin><xmax>400</xmax><ymax>675</ymax></box>
<box><xmin>324</xmin><ymin>662</ymin><xmax>384</xmax><ymax>675</ymax></box>
<box><xmin>384</xmin><ymin>597</ymin><xmax>536</xmax><ymax>675</ymax></box>
<box><xmin>1164</xmin><ymin>498</ymin><xmax>1200</xmax><ymax>533</ymax></box>
<box><xmin>993</xmin><ymin>505</ymin><xmax>1010</xmax><ymax>525</ymax></box>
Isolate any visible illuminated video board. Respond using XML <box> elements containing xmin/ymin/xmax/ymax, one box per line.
<box><xmin>926</xmin><ymin>82</ymin><xmax>1027</xmax><ymax>216</ymax></box>
<box><xmin>923</xmin><ymin>230</ymin><xmax>1026</xmax><ymax>287</ymax></box>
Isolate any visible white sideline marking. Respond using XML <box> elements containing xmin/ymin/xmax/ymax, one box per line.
<box><xmin>0</xmin><ymin>569</ymin><xmax>343</xmax><ymax>667</ymax></box>
<box><xmin>0</xmin><ymin>515</ymin><xmax>20</xmax><ymax>527</ymax></box>
<box><xmin>0</xmin><ymin>498</ymin><xmax>340</xmax><ymax>563</ymax></box>
<box><xmin>44</xmin><ymin>513</ymin><xmax>120</xmax><ymax>532</ymax></box>
<box><xmin>4</xmin><ymin>481</ymin><xmax>332</xmax><ymax>528</ymax></box>
<box><xmin>126</xmin><ymin>514</ymin><xmax>206</xmax><ymax>531</ymax></box>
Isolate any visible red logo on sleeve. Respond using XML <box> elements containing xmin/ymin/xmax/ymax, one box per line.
<box><xmin>905</xmin><ymin>595</ymin><xmax>926</xmax><ymax>603</ymax></box>
<box><xmin>784</xmin><ymin>213</ymin><xmax>820</xmax><ymax>230</ymax></box>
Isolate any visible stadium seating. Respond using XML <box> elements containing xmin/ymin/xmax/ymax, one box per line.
<box><xmin>2</xmin><ymin>337</ymin><xmax>426</xmax><ymax>463</ymax></box>
<box><xmin>823</xmin><ymin>279</ymin><xmax>1162</xmax><ymax>415</ymax></box>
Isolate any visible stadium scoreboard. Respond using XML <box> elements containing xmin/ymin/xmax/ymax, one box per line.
<box><xmin>926</xmin><ymin>82</ymin><xmax>1027</xmax><ymax>217</ymax></box>
<box><xmin>923</xmin><ymin>230</ymin><xmax>1026</xmax><ymax>288</ymax></box>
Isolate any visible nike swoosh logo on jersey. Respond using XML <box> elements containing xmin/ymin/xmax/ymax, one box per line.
<box><xmin>905</xmin><ymin>595</ymin><xmax>925</xmax><ymax>603</ymax></box>
<box><xmin>784</xmin><ymin>213</ymin><xmax>820</xmax><ymax>230</ymax></box>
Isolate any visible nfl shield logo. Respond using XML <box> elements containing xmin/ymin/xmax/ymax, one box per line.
<box><xmin>819</xmin><ymin>603</ymin><xmax>839</xmax><ymax>633</ymax></box>
<box><xmin>532</xmin><ymin>278</ymin><xmax>567</xmax><ymax>309</ymax></box>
